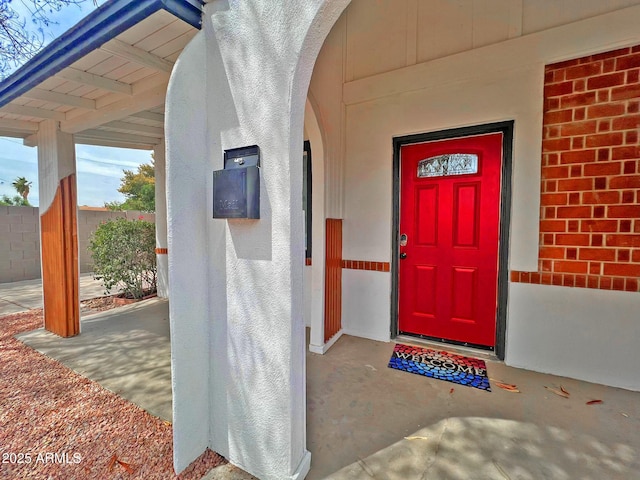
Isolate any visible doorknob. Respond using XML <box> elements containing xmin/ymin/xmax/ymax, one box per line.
<box><xmin>400</xmin><ymin>253</ymin><xmax>407</xmax><ymax>259</ymax></box>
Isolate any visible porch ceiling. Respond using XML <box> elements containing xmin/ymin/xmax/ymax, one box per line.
<box><xmin>0</xmin><ymin>0</ymin><xmax>202</xmax><ymax>150</ymax></box>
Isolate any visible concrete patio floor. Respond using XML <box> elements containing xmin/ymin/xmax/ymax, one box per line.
<box><xmin>17</xmin><ymin>298</ymin><xmax>172</xmax><ymax>422</ymax></box>
<box><xmin>307</xmin><ymin>335</ymin><xmax>640</xmax><ymax>480</ymax></box>
<box><xmin>0</xmin><ymin>274</ymin><xmax>108</xmax><ymax>315</ymax></box>
<box><xmin>12</xmin><ymin>299</ymin><xmax>640</xmax><ymax>479</ymax></box>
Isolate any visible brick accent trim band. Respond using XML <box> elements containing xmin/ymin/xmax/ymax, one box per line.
<box><xmin>510</xmin><ymin>270</ymin><xmax>639</xmax><ymax>292</ymax></box>
<box><xmin>155</xmin><ymin>247</ymin><xmax>168</xmax><ymax>255</ymax></box>
<box><xmin>342</xmin><ymin>260</ymin><xmax>390</xmax><ymax>272</ymax></box>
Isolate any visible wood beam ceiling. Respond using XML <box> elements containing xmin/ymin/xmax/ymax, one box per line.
<box><xmin>103</xmin><ymin>120</ymin><xmax>164</xmax><ymax>137</ymax></box>
<box><xmin>55</xmin><ymin>68</ymin><xmax>133</xmax><ymax>95</ymax></box>
<box><xmin>0</xmin><ymin>118</ymin><xmax>39</xmax><ymax>134</ymax></box>
<box><xmin>21</xmin><ymin>88</ymin><xmax>97</xmax><ymax>110</ymax></box>
<box><xmin>61</xmin><ymin>81</ymin><xmax>168</xmax><ymax>133</ymax></box>
<box><xmin>100</xmin><ymin>39</ymin><xmax>174</xmax><ymax>73</ymax></box>
<box><xmin>129</xmin><ymin>111</ymin><xmax>164</xmax><ymax>124</ymax></box>
<box><xmin>0</xmin><ymin>104</ymin><xmax>65</xmax><ymax>121</ymax></box>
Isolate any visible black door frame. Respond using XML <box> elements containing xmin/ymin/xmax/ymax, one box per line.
<box><xmin>391</xmin><ymin>121</ymin><xmax>514</xmax><ymax>360</ymax></box>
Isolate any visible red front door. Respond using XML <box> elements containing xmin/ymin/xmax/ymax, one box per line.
<box><xmin>398</xmin><ymin>132</ymin><xmax>503</xmax><ymax>348</ymax></box>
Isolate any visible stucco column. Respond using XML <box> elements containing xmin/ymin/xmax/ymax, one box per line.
<box><xmin>166</xmin><ymin>1</ymin><xmax>351</xmax><ymax>478</ymax></box>
<box><xmin>36</xmin><ymin>120</ymin><xmax>79</xmax><ymax>337</ymax></box>
<box><xmin>154</xmin><ymin>138</ymin><xmax>169</xmax><ymax>298</ymax></box>
<box><xmin>305</xmin><ymin>99</ymin><xmax>328</xmax><ymax>354</ymax></box>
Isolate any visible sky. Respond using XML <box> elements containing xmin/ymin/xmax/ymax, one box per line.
<box><xmin>0</xmin><ymin>1</ymin><xmax>154</xmax><ymax>207</ymax></box>
<box><xmin>0</xmin><ymin>138</ymin><xmax>152</xmax><ymax>207</ymax></box>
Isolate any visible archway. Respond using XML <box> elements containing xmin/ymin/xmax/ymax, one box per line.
<box><xmin>165</xmin><ymin>1</ymin><xmax>351</xmax><ymax>478</ymax></box>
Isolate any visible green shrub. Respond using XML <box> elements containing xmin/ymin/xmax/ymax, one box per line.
<box><xmin>89</xmin><ymin>218</ymin><xmax>157</xmax><ymax>299</ymax></box>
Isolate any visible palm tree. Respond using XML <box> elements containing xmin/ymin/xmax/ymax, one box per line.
<box><xmin>12</xmin><ymin>177</ymin><xmax>32</xmax><ymax>203</ymax></box>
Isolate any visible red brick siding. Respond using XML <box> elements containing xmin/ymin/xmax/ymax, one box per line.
<box><xmin>513</xmin><ymin>46</ymin><xmax>640</xmax><ymax>292</ymax></box>
<box><xmin>342</xmin><ymin>260</ymin><xmax>390</xmax><ymax>272</ymax></box>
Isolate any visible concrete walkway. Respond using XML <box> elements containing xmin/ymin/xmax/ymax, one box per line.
<box><xmin>0</xmin><ymin>274</ymin><xmax>108</xmax><ymax>315</ymax></box>
<box><xmin>8</xmin><ymin>291</ymin><xmax>640</xmax><ymax>479</ymax></box>
<box><xmin>17</xmin><ymin>298</ymin><xmax>172</xmax><ymax>422</ymax></box>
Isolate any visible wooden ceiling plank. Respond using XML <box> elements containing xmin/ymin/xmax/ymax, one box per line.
<box><xmin>116</xmin><ymin>10</ymin><xmax>177</xmax><ymax>46</ymax></box>
<box><xmin>1</xmin><ymin>104</ymin><xmax>65</xmax><ymax>121</ymax></box>
<box><xmin>56</xmin><ymin>68</ymin><xmax>133</xmax><ymax>95</ymax></box>
<box><xmin>37</xmin><ymin>76</ymin><xmax>67</xmax><ymax>91</ymax></box>
<box><xmin>61</xmin><ymin>81</ymin><xmax>168</xmax><ymax>134</ymax></box>
<box><xmin>115</xmin><ymin>67</ymin><xmax>158</xmax><ymax>85</ymax></box>
<box><xmin>130</xmin><ymin>111</ymin><xmax>165</xmax><ymax>124</ymax></box>
<box><xmin>21</xmin><ymin>88</ymin><xmax>96</xmax><ymax>110</ymax></box>
<box><xmin>84</xmin><ymin>55</ymin><xmax>129</xmax><ymax>78</ymax></box>
<box><xmin>135</xmin><ymin>19</ymin><xmax>192</xmax><ymax>53</ymax></box>
<box><xmin>103</xmin><ymin>120</ymin><xmax>164</xmax><ymax>136</ymax></box>
<box><xmin>74</xmin><ymin>136</ymin><xmax>154</xmax><ymax>150</ymax></box>
<box><xmin>92</xmin><ymin>73</ymin><xmax>168</xmax><ymax>111</ymax></box>
<box><xmin>0</xmin><ymin>118</ymin><xmax>39</xmax><ymax>133</ymax></box>
<box><xmin>0</xmin><ymin>131</ymin><xmax>30</xmax><ymax>140</ymax></box>
<box><xmin>149</xmin><ymin>29</ymin><xmax>197</xmax><ymax>59</ymax></box>
<box><xmin>78</xmin><ymin>128</ymin><xmax>161</xmax><ymax>145</ymax></box>
<box><xmin>63</xmin><ymin>84</ymin><xmax>98</xmax><ymax>99</ymax></box>
<box><xmin>68</xmin><ymin>49</ymin><xmax>112</xmax><ymax>72</ymax></box>
<box><xmin>100</xmin><ymin>39</ymin><xmax>174</xmax><ymax>73</ymax></box>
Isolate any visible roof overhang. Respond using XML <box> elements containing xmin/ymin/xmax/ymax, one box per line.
<box><xmin>0</xmin><ymin>0</ymin><xmax>203</xmax><ymax>150</ymax></box>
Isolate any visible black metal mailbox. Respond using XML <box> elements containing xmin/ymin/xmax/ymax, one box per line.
<box><xmin>213</xmin><ymin>145</ymin><xmax>260</xmax><ymax>219</ymax></box>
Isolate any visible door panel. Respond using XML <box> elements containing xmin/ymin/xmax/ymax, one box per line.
<box><xmin>416</xmin><ymin>186</ymin><xmax>438</xmax><ymax>245</ymax></box>
<box><xmin>398</xmin><ymin>133</ymin><xmax>503</xmax><ymax>348</ymax></box>
<box><xmin>451</xmin><ymin>267</ymin><xmax>477</xmax><ymax>321</ymax></box>
<box><xmin>453</xmin><ymin>183</ymin><xmax>480</xmax><ymax>248</ymax></box>
<box><xmin>414</xmin><ymin>265</ymin><xmax>437</xmax><ymax>316</ymax></box>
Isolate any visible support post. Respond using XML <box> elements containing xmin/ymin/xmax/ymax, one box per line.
<box><xmin>154</xmin><ymin>138</ymin><xmax>169</xmax><ymax>298</ymax></box>
<box><xmin>37</xmin><ymin>120</ymin><xmax>79</xmax><ymax>337</ymax></box>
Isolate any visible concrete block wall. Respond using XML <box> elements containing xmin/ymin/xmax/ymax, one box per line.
<box><xmin>0</xmin><ymin>206</ymin><xmax>41</xmax><ymax>283</ymax></box>
<box><xmin>0</xmin><ymin>207</ymin><xmax>155</xmax><ymax>283</ymax></box>
<box><xmin>77</xmin><ymin>210</ymin><xmax>155</xmax><ymax>273</ymax></box>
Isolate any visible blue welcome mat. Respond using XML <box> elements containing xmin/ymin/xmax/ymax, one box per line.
<box><xmin>388</xmin><ymin>343</ymin><xmax>491</xmax><ymax>391</ymax></box>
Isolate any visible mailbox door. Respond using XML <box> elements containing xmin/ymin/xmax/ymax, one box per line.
<box><xmin>213</xmin><ymin>169</ymin><xmax>248</xmax><ymax>218</ymax></box>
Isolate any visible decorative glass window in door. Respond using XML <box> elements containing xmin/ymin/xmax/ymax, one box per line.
<box><xmin>417</xmin><ymin>153</ymin><xmax>478</xmax><ymax>178</ymax></box>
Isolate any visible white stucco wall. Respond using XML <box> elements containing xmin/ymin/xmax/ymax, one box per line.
<box><xmin>166</xmin><ymin>0</ymin><xmax>351</xmax><ymax>477</ymax></box>
<box><xmin>342</xmin><ymin>269</ymin><xmax>391</xmax><ymax>342</ymax></box>
<box><xmin>507</xmin><ymin>283</ymin><xmax>640</xmax><ymax>391</ymax></box>
<box><xmin>166</xmin><ymin>31</ymin><xmax>210</xmax><ymax>471</ymax></box>
<box><xmin>307</xmin><ymin>1</ymin><xmax>640</xmax><ymax>390</ymax></box>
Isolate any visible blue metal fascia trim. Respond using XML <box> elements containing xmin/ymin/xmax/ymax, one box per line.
<box><xmin>0</xmin><ymin>0</ymin><xmax>203</xmax><ymax>109</ymax></box>
<box><xmin>161</xmin><ymin>0</ymin><xmax>204</xmax><ymax>29</ymax></box>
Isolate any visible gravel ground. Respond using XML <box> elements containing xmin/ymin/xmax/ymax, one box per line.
<box><xmin>79</xmin><ymin>296</ymin><xmax>119</xmax><ymax>314</ymax></box>
<box><xmin>0</xmin><ymin>309</ymin><xmax>225</xmax><ymax>479</ymax></box>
